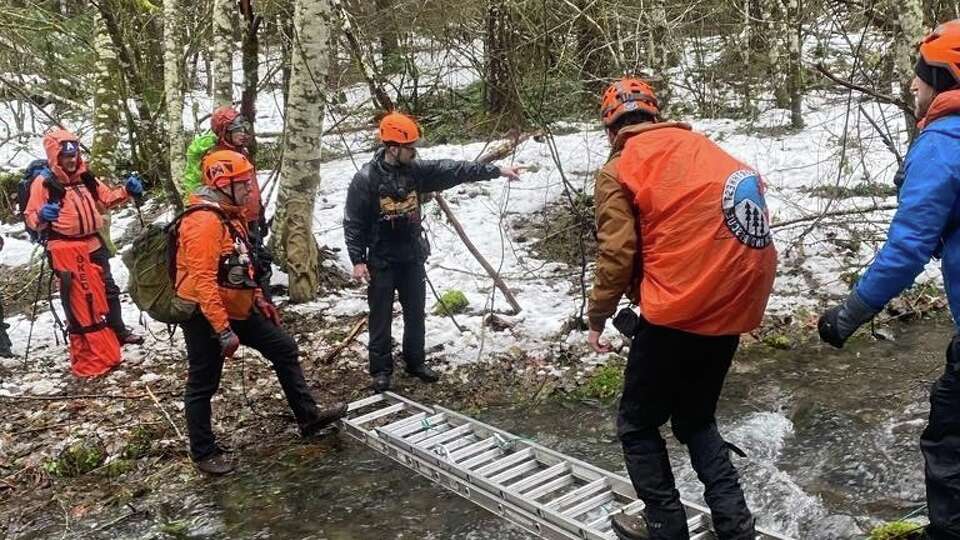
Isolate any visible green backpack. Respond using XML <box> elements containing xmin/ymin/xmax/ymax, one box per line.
<box><xmin>123</xmin><ymin>205</ymin><xmax>235</xmax><ymax>324</ymax></box>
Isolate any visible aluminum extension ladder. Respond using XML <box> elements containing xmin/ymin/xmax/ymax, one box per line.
<box><xmin>340</xmin><ymin>392</ymin><xmax>793</xmax><ymax>540</ymax></box>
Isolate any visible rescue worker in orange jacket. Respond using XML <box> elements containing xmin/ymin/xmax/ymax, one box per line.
<box><xmin>210</xmin><ymin>106</ymin><xmax>273</xmax><ymax>297</ymax></box>
<box><xmin>24</xmin><ymin>129</ymin><xmax>144</xmax><ymax>345</ymax></box>
<box><xmin>587</xmin><ymin>79</ymin><xmax>777</xmax><ymax>540</ymax></box>
<box><xmin>177</xmin><ymin>149</ymin><xmax>346</xmax><ymax>475</ymax></box>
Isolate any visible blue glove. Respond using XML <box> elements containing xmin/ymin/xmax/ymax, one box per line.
<box><xmin>39</xmin><ymin>203</ymin><xmax>60</xmax><ymax>223</ymax></box>
<box><xmin>125</xmin><ymin>174</ymin><xmax>144</xmax><ymax>198</ymax></box>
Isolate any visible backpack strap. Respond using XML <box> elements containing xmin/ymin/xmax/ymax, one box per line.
<box><xmin>165</xmin><ymin>204</ymin><xmax>245</xmax><ymax>286</ymax></box>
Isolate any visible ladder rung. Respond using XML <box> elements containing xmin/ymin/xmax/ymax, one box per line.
<box><xmin>508</xmin><ymin>462</ymin><xmax>567</xmax><ymax>492</ymax></box>
<box><xmin>350</xmin><ymin>403</ymin><xmax>405</xmax><ymax>426</ymax></box>
<box><xmin>489</xmin><ymin>459</ymin><xmax>539</xmax><ymax>485</ymax></box>
<box><xmin>442</xmin><ymin>435</ymin><xmax>478</xmax><ymax>454</ymax></box>
<box><xmin>393</xmin><ymin>413</ymin><xmax>444</xmax><ymax>437</ymax></box>
<box><xmin>561</xmin><ymin>490</ymin><xmax>614</xmax><ymax>519</ymax></box>
<box><xmin>475</xmin><ymin>448</ymin><xmax>534</xmax><ymax>477</ymax></box>
<box><xmin>587</xmin><ymin>511</ymin><xmax>614</xmax><ymax>531</ymax></box>
<box><xmin>416</xmin><ymin>423</ymin><xmax>472</xmax><ymax>449</ymax></box>
<box><xmin>380</xmin><ymin>412</ymin><xmax>427</xmax><ymax>434</ymax></box>
<box><xmin>690</xmin><ymin>532</ymin><xmax>714</xmax><ymax>540</ymax></box>
<box><xmin>406</xmin><ymin>422</ymin><xmax>450</xmax><ymax>444</ymax></box>
<box><xmin>520</xmin><ymin>473</ymin><xmax>574</xmax><ymax>500</ymax></box>
<box><xmin>450</xmin><ymin>437</ymin><xmax>497</xmax><ymax>462</ymax></box>
<box><xmin>688</xmin><ymin>513</ymin><xmax>709</xmax><ymax>532</ymax></box>
<box><xmin>346</xmin><ymin>393</ymin><xmax>384</xmax><ymax>412</ymax></box>
<box><xmin>460</xmin><ymin>447</ymin><xmax>504</xmax><ymax>470</ymax></box>
<box><xmin>545</xmin><ymin>478</ymin><xmax>608</xmax><ymax>510</ymax></box>
<box><xmin>618</xmin><ymin>500</ymin><xmax>645</xmax><ymax>516</ymax></box>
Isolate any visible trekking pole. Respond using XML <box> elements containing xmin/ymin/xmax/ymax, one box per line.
<box><xmin>425</xmin><ymin>272</ymin><xmax>465</xmax><ymax>334</ymax></box>
<box><xmin>23</xmin><ymin>256</ymin><xmax>46</xmax><ymax>367</ymax></box>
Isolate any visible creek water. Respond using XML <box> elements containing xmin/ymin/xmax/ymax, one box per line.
<box><xmin>19</xmin><ymin>316</ymin><xmax>954</xmax><ymax>539</ymax></box>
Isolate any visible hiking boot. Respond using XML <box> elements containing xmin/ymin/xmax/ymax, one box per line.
<box><xmin>611</xmin><ymin>513</ymin><xmax>651</xmax><ymax>539</ymax></box>
<box><xmin>406</xmin><ymin>365</ymin><xmax>439</xmax><ymax>383</ymax></box>
<box><xmin>300</xmin><ymin>401</ymin><xmax>348</xmax><ymax>438</ymax></box>
<box><xmin>371</xmin><ymin>373</ymin><xmax>391</xmax><ymax>393</ymax></box>
<box><xmin>195</xmin><ymin>453</ymin><xmax>235</xmax><ymax>475</ymax></box>
<box><xmin>117</xmin><ymin>329</ymin><xmax>144</xmax><ymax>346</ymax></box>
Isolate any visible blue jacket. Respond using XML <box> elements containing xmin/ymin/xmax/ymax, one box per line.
<box><xmin>856</xmin><ymin>114</ymin><xmax>960</xmax><ymax>326</ymax></box>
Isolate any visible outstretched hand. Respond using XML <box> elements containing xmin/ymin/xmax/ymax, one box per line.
<box><xmin>588</xmin><ymin>329</ymin><xmax>613</xmax><ymax>353</ymax></box>
<box><xmin>499</xmin><ymin>166</ymin><xmax>522</xmax><ymax>181</ymax></box>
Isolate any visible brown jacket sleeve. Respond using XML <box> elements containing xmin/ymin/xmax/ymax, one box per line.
<box><xmin>587</xmin><ymin>161</ymin><xmax>638</xmax><ymax>332</ymax></box>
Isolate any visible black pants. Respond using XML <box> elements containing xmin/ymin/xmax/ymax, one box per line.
<box><xmin>89</xmin><ymin>246</ymin><xmax>125</xmax><ymax>337</ymax></box>
<box><xmin>617</xmin><ymin>320</ymin><xmax>754</xmax><ymax>540</ymax></box>
<box><xmin>0</xmin><ymin>297</ymin><xmax>11</xmax><ymax>351</ymax></box>
<box><xmin>180</xmin><ymin>312</ymin><xmax>320</xmax><ymax>461</ymax></box>
<box><xmin>922</xmin><ymin>336</ymin><xmax>960</xmax><ymax>539</ymax></box>
<box><xmin>367</xmin><ymin>260</ymin><xmax>426</xmax><ymax>376</ymax></box>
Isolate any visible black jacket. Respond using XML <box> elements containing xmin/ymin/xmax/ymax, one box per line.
<box><xmin>344</xmin><ymin>149</ymin><xmax>501</xmax><ymax>266</ymax></box>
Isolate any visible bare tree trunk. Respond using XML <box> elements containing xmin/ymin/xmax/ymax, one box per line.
<box><xmin>212</xmin><ymin>0</ymin><xmax>234</xmax><ymax>107</ymax></box>
<box><xmin>646</xmin><ymin>0</ymin><xmax>672</xmax><ymax>114</ymax></box>
<box><xmin>271</xmin><ymin>0</ymin><xmax>332</xmax><ymax>303</ymax></box>
<box><xmin>891</xmin><ymin>0</ymin><xmax>925</xmax><ymax>139</ymax></box>
<box><xmin>91</xmin><ymin>11</ymin><xmax>122</xmax><ymax>254</ymax></box>
<box><xmin>374</xmin><ymin>0</ymin><xmax>401</xmax><ymax>73</ymax></box>
<box><xmin>240</xmin><ymin>0</ymin><xmax>260</xmax><ymax>161</ymax></box>
<box><xmin>484</xmin><ymin>0</ymin><xmax>523</xmax><ymax>125</ymax></box>
<box><xmin>91</xmin><ymin>12</ymin><xmax>121</xmax><ymax>176</ymax></box>
<box><xmin>766</xmin><ymin>0</ymin><xmax>790</xmax><ymax>108</ymax></box>
<box><xmin>163</xmin><ymin>0</ymin><xmax>185</xmax><ymax>206</ymax></box>
<box><xmin>784</xmin><ymin>0</ymin><xmax>804</xmax><ymax>128</ymax></box>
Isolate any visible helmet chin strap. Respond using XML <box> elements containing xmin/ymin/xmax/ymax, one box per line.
<box><xmin>215</xmin><ymin>181</ymin><xmax>241</xmax><ymax>206</ymax></box>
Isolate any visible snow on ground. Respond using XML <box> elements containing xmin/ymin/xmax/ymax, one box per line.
<box><xmin>0</xmin><ymin>67</ymin><xmax>928</xmax><ymax>378</ymax></box>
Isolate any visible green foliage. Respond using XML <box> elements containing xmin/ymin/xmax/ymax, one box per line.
<box><xmin>102</xmin><ymin>458</ymin><xmax>135</xmax><ymax>478</ymax></box>
<box><xmin>575</xmin><ymin>360</ymin><xmax>625</xmax><ymax>403</ymax></box>
<box><xmin>868</xmin><ymin>521</ymin><xmax>924</xmax><ymax>540</ymax></box>
<box><xmin>42</xmin><ymin>441</ymin><xmax>106</xmax><ymax>477</ymax></box>
<box><xmin>122</xmin><ymin>425</ymin><xmax>158</xmax><ymax>460</ymax></box>
<box><xmin>433</xmin><ymin>289</ymin><xmax>469</xmax><ymax>316</ymax></box>
<box><xmin>159</xmin><ymin>520</ymin><xmax>190</xmax><ymax>538</ymax></box>
<box><xmin>762</xmin><ymin>334</ymin><xmax>793</xmax><ymax>350</ymax></box>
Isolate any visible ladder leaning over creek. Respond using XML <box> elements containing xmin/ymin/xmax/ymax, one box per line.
<box><xmin>340</xmin><ymin>392</ymin><xmax>793</xmax><ymax>540</ymax></box>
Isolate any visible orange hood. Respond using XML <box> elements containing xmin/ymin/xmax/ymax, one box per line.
<box><xmin>42</xmin><ymin>129</ymin><xmax>88</xmax><ymax>184</ymax></box>
<box><xmin>918</xmin><ymin>89</ymin><xmax>960</xmax><ymax>130</ymax></box>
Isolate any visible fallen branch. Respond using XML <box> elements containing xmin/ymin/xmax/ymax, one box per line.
<box><xmin>814</xmin><ymin>63</ymin><xmax>913</xmax><ymax>117</ymax></box>
<box><xmin>0</xmin><ymin>390</ymin><xmax>177</xmax><ymax>401</ymax></box>
<box><xmin>318</xmin><ymin>318</ymin><xmax>366</xmax><ymax>365</ymax></box>
<box><xmin>145</xmin><ymin>384</ymin><xmax>183</xmax><ymax>441</ymax></box>
<box><xmin>771</xmin><ymin>204</ymin><xmax>898</xmax><ymax>230</ymax></box>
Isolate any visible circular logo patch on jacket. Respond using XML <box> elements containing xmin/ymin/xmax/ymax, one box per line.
<box><xmin>722</xmin><ymin>169</ymin><xmax>772</xmax><ymax>249</ymax></box>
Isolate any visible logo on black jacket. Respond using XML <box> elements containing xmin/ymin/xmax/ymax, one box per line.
<box><xmin>721</xmin><ymin>169</ymin><xmax>772</xmax><ymax>249</ymax></box>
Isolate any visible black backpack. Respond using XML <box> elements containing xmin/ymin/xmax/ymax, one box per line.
<box><xmin>17</xmin><ymin>160</ymin><xmax>100</xmax><ymax>242</ymax></box>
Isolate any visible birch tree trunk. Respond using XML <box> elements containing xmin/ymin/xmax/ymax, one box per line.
<box><xmin>163</xmin><ymin>0</ymin><xmax>185</xmax><ymax>202</ymax></box>
<box><xmin>891</xmin><ymin>0</ymin><xmax>924</xmax><ymax>138</ymax></box>
<box><xmin>91</xmin><ymin>12</ymin><xmax>120</xmax><ymax>176</ymax></box>
<box><xmin>92</xmin><ymin>11</ymin><xmax>122</xmax><ymax>253</ymax></box>
<box><xmin>271</xmin><ymin>0</ymin><xmax>332</xmax><ymax>303</ymax></box>
<box><xmin>212</xmin><ymin>0</ymin><xmax>234</xmax><ymax>106</ymax></box>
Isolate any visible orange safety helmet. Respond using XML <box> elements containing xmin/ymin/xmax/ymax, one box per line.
<box><xmin>918</xmin><ymin>20</ymin><xmax>960</xmax><ymax>91</ymax></box>
<box><xmin>600</xmin><ymin>78</ymin><xmax>659</xmax><ymax>127</ymax></box>
<box><xmin>201</xmin><ymin>149</ymin><xmax>254</xmax><ymax>189</ymax></box>
<box><xmin>379</xmin><ymin>111</ymin><xmax>421</xmax><ymax>145</ymax></box>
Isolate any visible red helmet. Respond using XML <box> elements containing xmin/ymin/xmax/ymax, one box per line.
<box><xmin>600</xmin><ymin>78</ymin><xmax>659</xmax><ymax>127</ymax></box>
<box><xmin>918</xmin><ymin>20</ymin><xmax>960</xmax><ymax>91</ymax></box>
<box><xmin>201</xmin><ymin>149</ymin><xmax>253</xmax><ymax>189</ymax></box>
<box><xmin>379</xmin><ymin>111</ymin><xmax>420</xmax><ymax>145</ymax></box>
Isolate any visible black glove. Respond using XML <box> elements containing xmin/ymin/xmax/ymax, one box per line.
<box><xmin>818</xmin><ymin>291</ymin><xmax>879</xmax><ymax>349</ymax></box>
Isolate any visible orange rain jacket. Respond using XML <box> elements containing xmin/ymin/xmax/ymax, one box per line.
<box><xmin>24</xmin><ymin>129</ymin><xmax>130</xmax><ymax>253</ymax></box>
<box><xmin>174</xmin><ymin>193</ymin><xmax>261</xmax><ymax>333</ymax></box>
<box><xmin>588</xmin><ymin>122</ymin><xmax>777</xmax><ymax>336</ymax></box>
